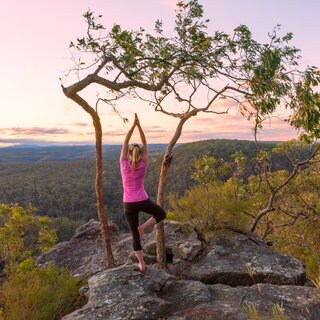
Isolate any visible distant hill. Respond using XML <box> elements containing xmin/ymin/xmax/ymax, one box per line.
<box><xmin>0</xmin><ymin>144</ymin><xmax>167</xmax><ymax>163</ymax></box>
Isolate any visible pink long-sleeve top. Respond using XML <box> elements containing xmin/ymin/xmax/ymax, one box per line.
<box><xmin>120</xmin><ymin>159</ymin><xmax>148</xmax><ymax>202</ymax></box>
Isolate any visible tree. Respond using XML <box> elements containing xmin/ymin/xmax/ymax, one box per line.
<box><xmin>168</xmin><ymin>150</ymin><xmax>252</xmax><ymax>233</ymax></box>
<box><xmin>62</xmin><ymin>0</ymin><xmax>320</xmax><ymax>268</ymax></box>
<box><xmin>1</xmin><ymin>259</ymin><xmax>79</xmax><ymax>320</ymax></box>
<box><xmin>0</xmin><ymin>204</ymin><xmax>79</xmax><ymax>320</ymax></box>
<box><xmin>247</xmin><ymin>140</ymin><xmax>319</xmax><ymax>234</ymax></box>
<box><xmin>0</xmin><ymin>203</ymin><xmax>56</xmax><ymax>271</ymax></box>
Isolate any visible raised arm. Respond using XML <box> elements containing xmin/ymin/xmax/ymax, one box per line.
<box><xmin>135</xmin><ymin>114</ymin><xmax>148</xmax><ymax>162</ymax></box>
<box><xmin>120</xmin><ymin>117</ymin><xmax>137</xmax><ymax>161</ymax></box>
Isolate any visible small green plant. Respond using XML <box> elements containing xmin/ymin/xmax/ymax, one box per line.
<box><xmin>244</xmin><ymin>302</ymin><xmax>263</xmax><ymax>320</ymax></box>
<box><xmin>311</xmin><ymin>275</ymin><xmax>320</xmax><ymax>289</ymax></box>
<box><xmin>271</xmin><ymin>302</ymin><xmax>289</xmax><ymax>320</ymax></box>
<box><xmin>245</xmin><ymin>263</ymin><xmax>255</xmax><ymax>281</ymax></box>
<box><xmin>245</xmin><ymin>263</ymin><xmax>261</xmax><ymax>293</ymax></box>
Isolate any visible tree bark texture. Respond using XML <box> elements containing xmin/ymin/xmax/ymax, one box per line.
<box><xmin>62</xmin><ymin>87</ymin><xmax>115</xmax><ymax>269</ymax></box>
<box><xmin>156</xmin><ymin>115</ymin><xmax>192</xmax><ymax>268</ymax></box>
<box><xmin>156</xmin><ymin>153</ymin><xmax>172</xmax><ymax>268</ymax></box>
<box><xmin>94</xmin><ymin>117</ymin><xmax>115</xmax><ymax>269</ymax></box>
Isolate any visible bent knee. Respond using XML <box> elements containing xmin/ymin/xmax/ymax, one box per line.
<box><xmin>156</xmin><ymin>210</ymin><xmax>166</xmax><ymax>223</ymax></box>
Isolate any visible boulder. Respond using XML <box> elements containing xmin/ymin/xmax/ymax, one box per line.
<box><xmin>62</xmin><ymin>265</ymin><xmax>174</xmax><ymax>320</ymax></box>
<box><xmin>177</xmin><ymin>230</ymin><xmax>306</xmax><ymax>286</ymax></box>
<box><xmin>37</xmin><ymin>219</ymin><xmax>130</xmax><ymax>279</ymax></box>
<box><xmin>144</xmin><ymin>220</ymin><xmax>202</xmax><ymax>262</ymax></box>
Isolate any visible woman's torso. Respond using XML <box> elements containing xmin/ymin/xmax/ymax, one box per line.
<box><xmin>120</xmin><ymin>159</ymin><xmax>148</xmax><ymax>202</ymax></box>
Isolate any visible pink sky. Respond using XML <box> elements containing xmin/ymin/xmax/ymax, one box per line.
<box><xmin>0</xmin><ymin>0</ymin><xmax>319</xmax><ymax>146</ymax></box>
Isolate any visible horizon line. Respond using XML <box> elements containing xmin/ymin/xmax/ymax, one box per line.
<box><xmin>0</xmin><ymin>138</ymin><xmax>284</xmax><ymax>148</ymax></box>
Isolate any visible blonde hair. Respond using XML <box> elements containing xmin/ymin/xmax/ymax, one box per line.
<box><xmin>129</xmin><ymin>144</ymin><xmax>142</xmax><ymax>170</ymax></box>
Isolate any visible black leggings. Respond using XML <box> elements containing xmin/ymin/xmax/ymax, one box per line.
<box><xmin>123</xmin><ymin>198</ymin><xmax>166</xmax><ymax>251</ymax></box>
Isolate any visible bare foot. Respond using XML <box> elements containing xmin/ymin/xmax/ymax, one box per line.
<box><xmin>138</xmin><ymin>226</ymin><xmax>144</xmax><ymax>241</ymax></box>
<box><xmin>138</xmin><ymin>262</ymin><xmax>146</xmax><ymax>272</ymax></box>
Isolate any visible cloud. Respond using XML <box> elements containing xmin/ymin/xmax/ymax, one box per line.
<box><xmin>103</xmin><ymin>131</ymin><xmax>125</xmax><ymax>138</ymax></box>
<box><xmin>0</xmin><ymin>138</ymin><xmax>94</xmax><ymax>147</ymax></box>
<box><xmin>0</xmin><ymin>127</ymin><xmax>70</xmax><ymax>136</ymax></box>
<box><xmin>71</xmin><ymin>122</ymin><xmax>90</xmax><ymax>127</ymax></box>
<box><xmin>180</xmin><ymin>114</ymin><xmax>298</xmax><ymax>142</ymax></box>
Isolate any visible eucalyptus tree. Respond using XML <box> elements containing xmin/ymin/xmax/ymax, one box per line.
<box><xmin>62</xmin><ymin>0</ymin><xmax>320</xmax><ymax>268</ymax></box>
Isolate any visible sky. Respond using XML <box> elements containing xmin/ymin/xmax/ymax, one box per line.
<box><xmin>0</xmin><ymin>0</ymin><xmax>320</xmax><ymax>146</ymax></box>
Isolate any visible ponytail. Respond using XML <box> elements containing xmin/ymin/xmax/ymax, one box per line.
<box><xmin>129</xmin><ymin>144</ymin><xmax>142</xmax><ymax>170</ymax></box>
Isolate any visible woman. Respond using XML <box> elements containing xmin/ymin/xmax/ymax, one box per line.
<box><xmin>120</xmin><ymin>113</ymin><xmax>166</xmax><ymax>271</ymax></box>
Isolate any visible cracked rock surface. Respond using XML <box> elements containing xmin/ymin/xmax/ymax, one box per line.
<box><xmin>38</xmin><ymin>220</ymin><xmax>320</xmax><ymax>319</ymax></box>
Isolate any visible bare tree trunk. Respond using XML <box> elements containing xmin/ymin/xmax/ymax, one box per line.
<box><xmin>94</xmin><ymin>117</ymin><xmax>115</xmax><ymax>269</ymax></box>
<box><xmin>156</xmin><ymin>114</ymin><xmax>194</xmax><ymax>268</ymax></box>
<box><xmin>62</xmin><ymin>88</ymin><xmax>115</xmax><ymax>269</ymax></box>
<box><xmin>156</xmin><ymin>152</ymin><xmax>172</xmax><ymax>268</ymax></box>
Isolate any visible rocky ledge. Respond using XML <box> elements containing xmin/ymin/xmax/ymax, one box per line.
<box><xmin>62</xmin><ymin>265</ymin><xmax>320</xmax><ymax>320</ymax></box>
<box><xmin>37</xmin><ymin>220</ymin><xmax>320</xmax><ymax>319</ymax></box>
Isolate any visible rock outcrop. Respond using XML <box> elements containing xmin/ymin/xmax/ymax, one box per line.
<box><xmin>178</xmin><ymin>230</ymin><xmax>306</xmax><ymax>286</ymax></box>
<box><xmin>37</xmin><ymin>219</ymin><xmax>131</xmax><ymax>279</ymax></box>
<box><xmin>62</xmin><ymin>265</ymin><xmax>320</xmax><ymax>320</ymax></box>
<box><xmin>38</xmin><ymin>220</ymin><xmax>320</xmax><ymax>319</ymax></box>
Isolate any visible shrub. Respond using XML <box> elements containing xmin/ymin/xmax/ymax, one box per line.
<box><xmin>0</xmin><ymin>258</ymin><xmax>79</xmax><ymax>320</ymax></box>
<box><xmin>168</xmin><ymin>182</ymin><xmax>251</xmax><ymax>233</ymax></box>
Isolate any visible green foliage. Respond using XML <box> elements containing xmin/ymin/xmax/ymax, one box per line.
<box><xmin>289</xmin><ymin>67</ymin><xmax>320</xmax><ymax>140</ymax></box>
<box><xmin>0</xmin><ymin>258</ymin><xmax>79</xmax><ymax>320</ymax></box>
<box><xmin>255</xmin><ymin>156</ymin><xmax>320</xmax><ymax>276</ymax></box>
<box><xmin>272</xmin><ymin>139</ymin><xmax>310</xmax><ymax>163</ymax></box>
<box><xmin>192</xmin><ymin>154</ymin><xmax>232</xmax><ymax>188</ymax></box>
<box><xmin>0</xmin><ymin>204</ymin><xmax>57</xmax><ymax>269</ymax></box>
<box><xmin>0</xmin><ymin>160</ymin><xmax>122</xmax><ymax>237</ymax></box>
<box><xmin>0</xmin><ymin>205</ymin><xmax>80</xmax><ymax>320</ymax></box>
<box><xmin>168</xmin><ymin>182</ymin><xmax>251</xmax><ymax>233</ymax></box>
<box><xmin>51</xmin><ymin>217</ymin><xmax>87</xmax><ymax>242</ymax></box>
<box><xmin>65</xmin><ymin>1</ymin><xmax>320</xmax><ymax>147</ymax></box>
